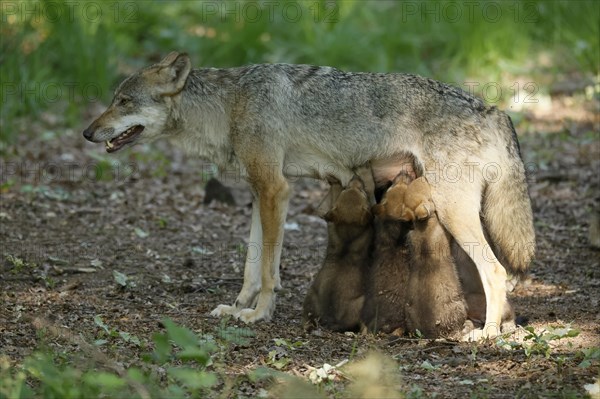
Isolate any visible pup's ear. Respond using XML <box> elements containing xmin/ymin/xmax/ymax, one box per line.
<box><xmin>323</xmin><ymin>208</ymin><xmax>337</xmax><ymax>223</ymax></box>
<box><xmin>358</xmin><ymin>208</ymin><xmax>374</xmax><ymax>225</ymax></box>
<box><xmin>155</xmin><ymin>52</ymin><xmax>192</xmax><ymax>96</ymax></box>
<box><xmin>371</xmin><ymin>203</ymin><xmax>384</xmax><ymax>217</ymax></box>
<box><xmin>400</xmin><ymin>207</ymin><xmax>414</xmax><ymax>222</ymax></box>
<box><xmin>414</xmin><ymin>203</ymin><xmax>432</xmax><ymax>220</ymax></box>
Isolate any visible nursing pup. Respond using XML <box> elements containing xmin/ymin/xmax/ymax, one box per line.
<box><xmin>303</xmin><ymin>168</ymin><xmax>375</xmax><ymax>331</ymax></box>
<box><xmin>365</xmin><ymin>173</ymin><xmax>467</xmax><ymax>338</ymax></box>
<box><xmin>361</xmin><ymin>173</ymin><xmax>413</xmax><ymax>334</ymax></box>
<box><xmin>401</xmin><ymin>176</ymin><xmax>468</xmax><ymax>338</ymax></box>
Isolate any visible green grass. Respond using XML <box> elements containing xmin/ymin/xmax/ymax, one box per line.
<box><xmin>1</xmin><ymin>0</ymin><xmax>598</xmax><ymax>143</ymax></box>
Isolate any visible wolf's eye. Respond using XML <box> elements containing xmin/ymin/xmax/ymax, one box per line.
<box><xmin>117</xmin><ymin>97</ymin><xmax>131</xmax><ymax>106</ymax></box>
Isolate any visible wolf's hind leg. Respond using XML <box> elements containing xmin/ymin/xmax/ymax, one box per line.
<box><xmin>434</xmin><ymin>186</ymin><xmax>508</xmax><ymax>341</ymax></box>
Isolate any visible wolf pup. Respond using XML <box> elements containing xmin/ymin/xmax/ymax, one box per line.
<box><xmin>83</xmin><ymin>52</ymin><xmax>535</xmax><ymax>339</ymax></box>
<box><xmin>400</xmin><ymin>175</ymin><xmax>469</xmax><ymax>338</ymax></box>
<box><xmin>303</xmin><ymin>168</ymin><xmax>375</xmax><ymax>332</ymax></box>
<box><xmin>361</xmin><ymin>172</ymin><xmax>413</xmax><ymax>334</ymax></box>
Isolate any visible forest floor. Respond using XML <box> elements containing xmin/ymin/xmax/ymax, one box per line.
<box><xmin>1</xmin><ymin>92</ymin><xmax>599</xmax><ymax>398</ymax></box>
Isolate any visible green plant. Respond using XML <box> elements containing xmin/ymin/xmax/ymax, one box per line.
<box><xmin>94</xmin><ymin>315</ymin><xmax>143</xmax><ymax>348</ymax></box>
<box><xmin>217</xmin><ymin>320</ymin><xmax>256</xmax><ymax>346</ymax></box>
<box><xmin>0</xmin><ymin>356</ymin><xmax>32</xmax><ymax>399</ymax></box>
<box><xmin>496</xmin><ymin>325</ymin><xmax>580</xmax><ymax>358</ymax></box>
<box><xmin>0</xmin><ymin>318</ymin><xmax>252</xmax><ymax>398</ymax></box>
<box><xmin>4</xmin><ymin>254</ymin><xmax>33</xmax><ymax>274</ymax></box>
<box><xmin>113</xmin><ymin>270</ymin><xmax>136</xmax><ymax>289</ymax></box>
<box><xmin>577</xmin><ymin>347</ymin><xmax>600</xmax><ymax>369</ymax></box>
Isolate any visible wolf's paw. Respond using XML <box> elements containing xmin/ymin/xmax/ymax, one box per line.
<box><xmin>274</xmin><ymin>276</ymin><xmax>282</xmax><ymax>292</ymax></box>
<box><xmin>210</xmin><ymin>304</ymin><xmax>239</xmax><ymax>318</ymax></box>
<box><xmin>237</xmin><ymin>308</ymin><xmax>272</xmax><ymax>323</ymax></box>
<box><xmin>501</xmin><ymin>320</ymin><xmax>517</xmax><ymax>334</ymax></box>
<box><xmin>462</xmin><ymin>328</ymin><xmax>484</xmax><ymax>342</ymax></box>
<box><xmin>461</xmin><ymin>323</ymin><xmax>501</xmax><ymax>342</ymax></box>
<box><xmin>232</xmin><ymin>288</ymin><xmax>262</xmax><ymax>309</ymax></box>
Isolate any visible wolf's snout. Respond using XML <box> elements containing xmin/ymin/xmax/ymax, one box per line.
<box><xmin>83</xmin><ymin>125</ymin><xmax>96</xmax><ymax>142</ymax></box>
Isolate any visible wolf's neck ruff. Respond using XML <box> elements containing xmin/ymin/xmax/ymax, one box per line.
<box><xmin>169</xmin><ymin>69</ymin><xmax>236</xmax><ymax>171</ymax></box>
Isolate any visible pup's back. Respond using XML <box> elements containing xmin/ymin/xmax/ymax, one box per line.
<box><xmin>403</xmin><ymin>178</ymin><xmax>467</xmax><ymax>338</ymax></box>
<box><xmin>303</xmin><ymin>172</ymin><xmax>374</xmax><ymax>332</ymax></box>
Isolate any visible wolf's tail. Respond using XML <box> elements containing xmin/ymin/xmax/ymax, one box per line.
<box><xmin>482</xmin><ymin>113</ymin><xmax>535</xmax><ymax>275</ymax></box>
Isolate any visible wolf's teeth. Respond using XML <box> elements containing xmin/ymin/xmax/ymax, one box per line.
<box><xmin>106</xmin><ymin>141</ymin><xmax>114</xmax><ymax>149</ymax></box>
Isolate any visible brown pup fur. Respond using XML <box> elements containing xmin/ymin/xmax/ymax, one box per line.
<box><xmin>303</xmin><ymin>168</ymin><xmax>375</xmax><ymax>331</ymax></box>
<box><xmin>403</xmin><ymin>176</ymin><xmax>468</xmax><ymax>338</ymax></box>
<box><xmin>361</xmin><ymin>172</ymin><xmax>413</xmax><ymax>334</ymax></box>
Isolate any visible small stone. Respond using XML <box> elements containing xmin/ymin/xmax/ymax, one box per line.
<box><xmin>203</xmin><ymin>178</ymin><xmax>235</xmax><ymax>206</ymax></box>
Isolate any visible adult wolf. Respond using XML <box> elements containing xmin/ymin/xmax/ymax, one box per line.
<box><xmin>83</xmin><ymin>52</ymin><xmax>535</xmax><ymax>340</ymax></box>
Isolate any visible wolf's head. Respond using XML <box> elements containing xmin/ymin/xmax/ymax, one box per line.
<box><xmin>83</xmin><ymin>52</ymin><xmax>191</xmax><ymax>153</ymax></box>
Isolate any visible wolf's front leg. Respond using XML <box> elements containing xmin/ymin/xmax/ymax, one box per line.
<box><xmin>210</xmin><ymin>198</ymin><xmax>263</xmax><ymax>317</ymax></box>
<box><xmin>237</xmin><ymin>176</ymin><xmax>291</xmax><ymax>323</ymax></box>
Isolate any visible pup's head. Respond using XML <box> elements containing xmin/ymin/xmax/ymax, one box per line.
<box><xmin>82</xmin><ymin>52</ymin><xmax>191</xmax><ymax>153</ymax></box>
<box><xmin>373</xmin><ymin>174</ymin><xmax>434</xmax><ymax>222</ymax></box>
<box><xmin>372</xmin><ymin>172</ymin><xmax>412</xmax><ymax>221</ymax></box>
<box><xmin>402</xmin><ymin>177</ymin><xmax>434</xmax><ymax>221</ymax></box>
<box><xmin>324</xmin><ymin>175</ymin><xmax>373</xmax><ymax>227</ymax></box>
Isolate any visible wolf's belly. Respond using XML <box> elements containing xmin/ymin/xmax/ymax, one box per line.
<box><xmin>283</xmin><ymin>149</ymin><xmax>420</xmax><ymax>188</ymax></box>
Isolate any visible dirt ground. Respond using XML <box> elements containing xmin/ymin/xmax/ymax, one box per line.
<box><xmin>1</xmin><ymin>94</ymin><xmax>599</xmax><ymax>398</ymax></box>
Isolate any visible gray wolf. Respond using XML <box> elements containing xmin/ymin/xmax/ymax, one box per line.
<box><xmin>82</xmin><ymin>52</ymin><xmax>535</xmax><ymax>339</ymax></box>
<box><xmin>302</xmin><ymin>167</ymin><xmax>375</xmax><ymax>331</ymax></box>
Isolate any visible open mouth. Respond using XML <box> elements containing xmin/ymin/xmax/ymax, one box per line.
<box><xmin>105</xmin><ymin>125</ymin><xmax>144</xmax><ymax>153</ymax></box>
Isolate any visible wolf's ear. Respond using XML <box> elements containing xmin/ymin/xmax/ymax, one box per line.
<box><xmin>154</xmin><ymin>52</ymin><xmax>192</xmax><ymax>96</ymax></box>
<box><xmin>159</xmin><ymin>51</ymin><xmax>181</xmax><ymax>66</ymax></box>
